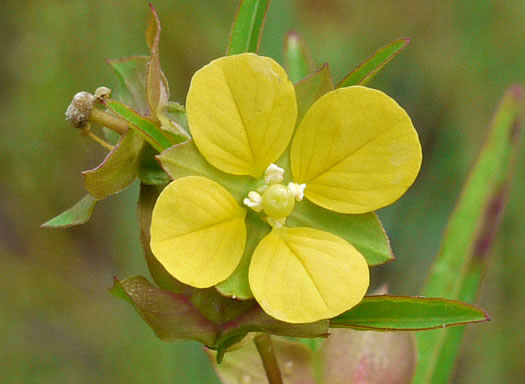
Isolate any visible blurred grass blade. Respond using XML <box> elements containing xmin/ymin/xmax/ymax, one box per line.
<box><xmin>227</xmin><ymin>0</ymin><xmax>270</xmax><ymax>55</ymax></box>
<box><xmin>103</xmin><ymin>99</ymin><xmax>175</xmax><ymax>152</ymax></box>
<box><xmin>414</xmin><ymin>85</ymin><xmax>523</xmax><ymax>384</ymax></box>
<box><xmin>284</xmin><ymin>30</ymin><xmax>314</xmax><ymax>83</ymax></box>
<box><xmin>330</xmin><ymin>295</ymin><xmax>488</xmax><ymax>331</ymax></box>
<box><xmin>41</xmin><ymin>194</ymin><xmax>97</xmax><ymax>228</ymax></box>
<box><xmin>337</xmin><ymin>38</ymin><xmax>410</xmax><ymax>88</ymax></box>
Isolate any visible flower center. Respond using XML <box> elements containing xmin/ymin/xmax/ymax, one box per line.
<box><xmin>243</xmin><ymin>163</ymin><xmax>306</xmax><ymax>228</ymax></box>
<box><xmin>262</xmin><ymin>184</ymin><xmax>295</xmax><ymax>218</ymax></box>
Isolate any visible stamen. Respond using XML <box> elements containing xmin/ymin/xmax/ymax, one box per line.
<box><xmin>243</xmin><ymin>191</ymin><xmax>263</xmax><ymax>212</ymax></box>
<box><xmin>266</xmin><ymin>216</ymin><xmax>286</xmax><ymax>229</ymax></box>
<box><xmin>264</xmin><ymin>163</ymin><xmax>285</xmax><ymax>185</ymax></box>
<box><xmin>288</xmin><ymin>182</ymin><xmax>306</xmax><ymax>201</ymax></box>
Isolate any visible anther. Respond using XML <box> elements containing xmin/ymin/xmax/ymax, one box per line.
<box><xmin>264</xmin><ymin>163</ymin><xmax>285</xmax><ymax>185</ymax></box>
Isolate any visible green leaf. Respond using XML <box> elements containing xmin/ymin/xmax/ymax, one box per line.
<box><xmin>330</xmin><ymin>295</ymin><xmax>489</xmax><ymax>331</ymax></box>
<box><xmin>337</xmin><ymin>38</ymin><xmax>410</xmax><ymax>88</ymax></box>
<box><xmin>284</xmin><ymin>31</ymin><xmax>314</xmax><ymax>83</ymax></box>
<box><xmin>41</xmin><ymin>194</ymin><xmax>97</xmax><ymax>228</ymax></box>
<box><xmin>111</xmin><ymin>276</ymin><xmax>328</xmax><ymax>349</ymax></box>
<box><xmin>227</xmin><ymin>0</ymin><xmax>271</xmax><ymax>55</ymax></box>
<box><xmin>107</xmin><ymin>56</ymin><xmax>149</xmax><ymax>114</ymax></box>
<box><xmin>82</xmin><ymin>129</ymin><xmax>144</xmax><ymax>199</ymax></box>
<box><xmin>414</xmin><ymin>86</ymin><xmax>523</xmax><ymax>383</ymax></box>
<box><xmin>103</xmin><ymin>99</ymin><xmax>178</xmax><ymax>152</ymax></box>
<box><xmin>157</xmin><ymin>140</ymin><xmax>257</xmax><ymax>202</ymax></box>
<box><xmin>287</xmin><ymin>199</ymin><xmax>393</xmax><ymax>266</ymax></box>
<box><xmin>294</xmin><ymin>63</ymin><xmax>334</xmax><ymax>125</ymax></box>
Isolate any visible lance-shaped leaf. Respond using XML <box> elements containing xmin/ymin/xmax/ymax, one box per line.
<box><xmin>82</xmin><ymin>129</ymin><xmax>144</xmax><ymax>199</ymax></box>
<box><xmin>111</xmin><ymin>276</ymin><xmax>328</xmax><ymax>349</ymax></box>
<box><xmin>103</xmin><ymin>99</ymin><xmax>180</xmax><ymax>152</ymax></box>
<box><xmin>227</xmin><ymin>0</ymin><xmax>271</xmax><ymax>55</ymax></box>
<box><xmin>330</xmin><ymin>295</ymin><xmax>489</xmax><ymax>331</ymax></box>
<box><xmin>107</xmin><ymin>56</ymin><xmax>150</xmax><ymax>114</ymax></box>
<box><xmin>287</xmin><ymin>199</ymin><xmax>393</xmax><ymax>266</ymax></box>
<box><xmin>414</xmin><ymin>86</ymin><xmax>523</xmax><ymax>383</ymax></box>
<box><xmin>284</xmin><ymin>31</ymin><xmax>314</xmax><ymax>83</ymax></box>
<box><xmin>41</xmin><ymin>194</ymin><xmax>97</xmax><ymax>228</ymax></box>
<box><xmin>337</xmin><ymin>38</ymin><xmax>410</xmax><ymax>88</ymax></box>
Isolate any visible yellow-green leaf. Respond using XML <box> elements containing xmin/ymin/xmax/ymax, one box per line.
<box><xmin>186</xmin><ymin>53</ymin><xmax>297</xmax><ymax>178</ymax></box>
<box><xmin>150</xmin><ymin>176</ymin><xmax>247</xmax><ymax>288</ymax></box>
<box><xmin>291</xmin><ymin>86</ymin><xmax>422</xmax><ymax>214</ymax></box>
<box><xmin>41</xmin><ymin>194</ymin><xmax>97</xmax><ymax>228</ymax></box>
<box><xmin>249</xmin><ymin>227</ymin><xmax>369</xmax><ymax>323</ymax></box>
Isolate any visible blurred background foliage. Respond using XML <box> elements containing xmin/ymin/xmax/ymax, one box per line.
<box><xmin>1</xmin><ymin>0</ymin><xmax>524</xmax><ymax>382</ymax></box>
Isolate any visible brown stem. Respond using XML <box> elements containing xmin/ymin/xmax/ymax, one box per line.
<box><xmin>254</xmin><ymin>333</ymin><xmax>283</xmax><ymax>384</ymax></box>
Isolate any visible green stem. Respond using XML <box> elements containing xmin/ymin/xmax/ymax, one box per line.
<box><xmin>89</xmin><ymin>107</ymin><xmax>128</xmax><ymax>135</ymax></box>
<box><xmin>254</xmin><ymin>333</ymin><xmax>283</xmax><ymax>384</ymax></box>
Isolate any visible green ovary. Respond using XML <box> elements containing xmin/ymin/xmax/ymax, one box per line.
<box><xmin>262</xmin><ymin>184</ymin><xmax>295</xmax><ymax>218</ymax></box>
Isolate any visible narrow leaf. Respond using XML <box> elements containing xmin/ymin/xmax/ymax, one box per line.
<box><xmin>82</xmin><ymin>129</ymin><xmax>144</xmax><ymax>199</ymax></box>
<box><xmin>103</xmin><ymin>99</ymin><xmax>177</xmax><ymax>152</ymax></box>
<box><xmin>294</xmin><ymin>63</ymin><xmax>334</xmax><ymax>124</ymax></box>
<box><xmin>330</xmin><ymin>295</ymin><xmax>489</xmax><ymax>331</ymax></box>
<box><xmin>414</xmin><ymin>86</ymin><xmax>523</xmax><ymax>383</ymax></box>
<box><xmin>284</xmin><ymin>30</ymin><xmax>314</xmax><ymax>83</ymax></box>
<box><xmin>41</xmin><ymin>194</ymin><xmax>97</xmax><ymax>228</ymax></box>
<box><xmin>337</xmin><ymin>38</ymin><xmax>410</xmax><ymax>88</ymax></box>
<box><xmin>227</xmin><ymin>0</ymin><xmax>271</xmax><ymax>55</ymax></box>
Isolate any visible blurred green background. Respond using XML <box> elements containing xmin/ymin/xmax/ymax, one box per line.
<box><xmin>1</xmin><ymin>0</ymin><xmax>524</xmax><ymax>382</ymax></box>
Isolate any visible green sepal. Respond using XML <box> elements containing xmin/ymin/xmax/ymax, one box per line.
<box><xmin>337</xmin><ymin>37</ymin><xmax>410</xmax><ymax>88</ymax></box>
<box><xmin>111</xmin><ymin>276</ymin><xmax>329</xmax><ymax>349</ymax></box>
<box><xmin>295</xmin><ymin>63</ymin><xmax>334</xmax><ymax>125</ymax></box>
<box><xmin>216</xmin><ymin>211</ymin><xmax>270</xmax><ymax>299</ymax></box>
<box><xmin>41</xmin><ymin>194</ymin><xmax>97</xmax><ymax>228</ymax></box>
<box><xmin>287</xmin><ymin>200</ymin><xmax>393</xmax><ymax>266</ymax></box>
<box><xmin>330</xmin><ymin>295</ymin><xmax>489</xmax><ymax>331</ymax></box>
<box><xmin>82</xmin><ymin>129</ymin><xmax>144</xmax><ymax>199</ymax></box>
<box><xmin>227</xmin><ymin>0</ymin><xmax>271</xmax><ymax>55</ymax></box>
<box><xmin>157</xmin><ymin>140</ymin><xmax>257</xmax><ymax>202</ymax></box>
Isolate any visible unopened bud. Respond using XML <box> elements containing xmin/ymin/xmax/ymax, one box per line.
<box><xmin>65</xmin><ymin>91</ymin><xmax>95</xmax><ymax>128</ymax></box>
<box><xmin>95</xmin><ymin>86</ymin><xmax>111</xmax><ymax>100</ymax></box>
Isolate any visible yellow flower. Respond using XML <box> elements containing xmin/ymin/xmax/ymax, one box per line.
<box><xmin>150</xmin><ymin>53</ymin><xmax>422</xmax><ymax>323</ymax></box>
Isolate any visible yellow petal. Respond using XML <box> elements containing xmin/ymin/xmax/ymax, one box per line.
<box><xmin>291</xmin><ymin>86</ymin><xmax>422</xmax><ymax>214</ymax></box>
<box><xmin>249</xmin><ymin>227</ymin><xmax>369</xmax><ymax>323</ymax></box>
<box><xmin>150</xmin><ymin>176</ymin><xmax>247</xmax><ymax>288</ymax></box>
<box><xmin>186</xmin><ymin>53</ymin><xmax>297</xmax><ymax>178</ymax></box>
